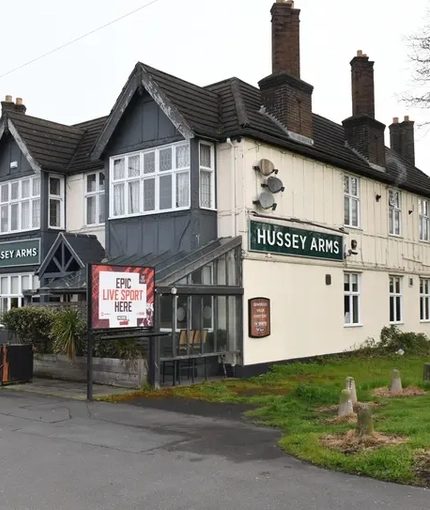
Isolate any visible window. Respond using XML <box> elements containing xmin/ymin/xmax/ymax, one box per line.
<box><xmin>0</xmin><ymin>176</ymin><xmax>40</xmax><ymax>234</ymax></box>
<box><xmin>85</xmin><ymin>171</ymin><xmax>105</xmax><ymax>225</ymax></box>
<box><xmin>344</xmin><ymin>175</ymin><xmax>360</xmax><ymax>227</ymax></box>
<box><xmin>389</xmin><ymin>276</ymin><xmax>403</xmax><ymax>323</ymax></box>
<box><xmin>419</xmin><ymin>199</ymin><xmax>430</xmax><ymax>242</ymax></box>
<box><xmin>110</xmin><ymin>142</ymin><xmax>190</xmax><ymax>218</ymax></box>
<box><xmin>420</xmin><ymin>278</ymin><xmax>430</xmax><ymax>322</ymax></box>
<box><xmin>0</xmin><ymin>273</ymin><xmax>39</xmax><ymax>314</ymax></box>
<box><xmin>389</xmin><ymin>189</ymin><xmax>401</xmax><ymax>236</ymax></box>
<box><xmin>199</xmin><ymin>143</ymin><xmax>215</xmax><ymax>209</ymax></box>
<box><xmin>344</xmin><ymin>273</ymin><xmax>360</xmax><ymax>325</ymax></box>
<box><xmin>48</xmin><ymin>175</ymin><xmax>65</xmax><ymax>228</ymax></box>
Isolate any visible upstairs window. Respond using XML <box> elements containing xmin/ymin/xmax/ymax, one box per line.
<box><xmin>419</xmin><ymin>198</ymin><xmax>429</xmax><ymax>242</ymax></box>
<box><xmin>344</xmin><ymin>175</ymin><xmax>360</xmax><ymax>227</ymax></box>
<box><xmin>420</xmin><ymin>278</ymin><xmax>430</xmax><ymax>322</ymax></box>
<box><xmin>389</xmin><ymin>189</ymin><xmax>401</xmax><ymax>236</ymax></box>
<box><xmin>85</xmin><ymin>171</ymin><xmax>105</xmax><ymax>225</ymax></box>
<box><xmin>0</xmin><ymin>176</ymin><xmax>40</xmax><ymax>234</ymax></box>
<box><xmin>110</xmin><ymin>142</ymin><xmax>190</xmax><ymax>218</ymax></box>
<box><xmin>199</xmin><ymin>143</ymin><xmax>215</xmax><ymax>209</ymax></box>
<box><xmin>48</xmin><ymin>175</ymin><xmax>65</xmax><ymax>229</ymax></box>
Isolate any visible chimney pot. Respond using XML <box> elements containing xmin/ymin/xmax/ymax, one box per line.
<box><xmin>393</xmin><ymin>117</ymin><xmax>399</xmax><ymax>123</ymax></box>
<box><xmin>16</xmin><ymin>98</ymin><xmax>23</xmax><ymax>105</ymax></box>
<box><xmin>404</xmin><ymin>115</ymin><xmax>410</xmax><ymax>122</ymax></box>
<box><xmin>357</xmin><ymin>50</ymin><xmax>363</xmax><ymax>56</ymax></box>
<box><xmin>5</xmin><ymin>95</ymin><xmax>12</xmax><ymax>102</ymax></box>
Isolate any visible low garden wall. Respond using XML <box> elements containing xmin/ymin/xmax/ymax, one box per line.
<box><xmin>33</xmin><ymin>354</ymin><xmax>147</xmax><ymax>388</ymax></box>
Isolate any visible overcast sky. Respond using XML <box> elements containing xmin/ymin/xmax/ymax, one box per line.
<box><xmin>1</xmin><ymin>0</ymin><xmax>429</xmax><ymax>170</ymax></box>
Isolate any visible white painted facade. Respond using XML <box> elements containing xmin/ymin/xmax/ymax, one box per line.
<box><xmin>217</xmin><ymin>139</ymin><xmax>430</xmax><ymax>366</ymax></box>
<box><xmin>66</xmin><ymin>173</ymin><xmax>105</xmax><ymax>247</ymax></box>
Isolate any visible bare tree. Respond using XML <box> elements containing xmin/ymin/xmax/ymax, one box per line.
<box><xmin>404</xmin><ymin>10</ymin><xmax>430</xmax><ymax>112</ymax></box>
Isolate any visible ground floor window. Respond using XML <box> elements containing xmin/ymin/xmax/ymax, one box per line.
<box><xmin>0</xmin><ymin>273</ymin><xmax>39</xmax><ymax>315</ymax></box>
<box><xmin>420</xmin><ymin>278</ymin><xmax>430</xmax><ymax>322</ymax></box>
<box><xmin>389</xmin><ymin>276</ymin><xmax>403</xmax><ymax>324</ymax></box>
<box><xmin>344</xmin><ymin>273</ymin><xmax>360</xmax><ymax>325</ymax></box>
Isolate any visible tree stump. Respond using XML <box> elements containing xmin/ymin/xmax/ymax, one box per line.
<box><xmin>423</xmin><ymin>363</ymin><xmax>430</xmax><ymax>382</ymax></box>
<box><xmin>356</xmin><ymin>404</ymin><xmax>374</xmax><ymax>437</ymax></box>
<box><xmin>345</xmin><ymin>376</ymin><xmax>357</xmax><ymax>405</ymax></box>
<box><xmin>338</xmin><ymin>389</ymin><xmax>353</xmax><ymax>417</ymax></box>
<box><xmin>390</xmin><ymin>369</ymin><xmax>402</xmax><ymax>395</ymax></box>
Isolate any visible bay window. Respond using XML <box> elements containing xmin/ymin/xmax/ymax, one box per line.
<box><xmin>85</xmin><ymin>171</ymin><xmax>105</xmax><ymax>225</ymax></box>
<box><xmin>110</xmin><ymin>142</ymin><xmax>190</xmax><ymax>218</ymax></box>
<box><xmin>0</xmin><ymin>176</ymin><xmax>40</xmax><ymax>234</ymax></box>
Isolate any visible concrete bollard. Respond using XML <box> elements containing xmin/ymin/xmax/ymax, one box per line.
<box><xmin>338</xmin><ymin>389</ymin><xmax>353</xmax><ymax>417</ymax></box>
<box><xmin>390</xmin><ymin>369</ymin><xmax>403</xmax><ymax>395</ymax></box>
<box><xmin>345</xmin><ymin>376</ymin><xmax>357</xmax><ymax>405</ymax></box>
<box><xmin>356</xmin><ymin>404</ymin><xmax>374</xmax><ymax>437</ymax></box>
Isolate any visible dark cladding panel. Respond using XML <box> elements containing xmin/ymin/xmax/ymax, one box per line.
<box><xmin>0</xmin><ymin>134</ymin><xmax>32</xmax><ymax>178</ymax></box>
<box><xmin>106</xmin><ymin>92</ymin><xmax>181</xmax><ymax>155</ymax></box>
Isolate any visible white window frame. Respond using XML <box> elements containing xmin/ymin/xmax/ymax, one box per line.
<box><xmin>0</xmin><ymin>273</ymin><xmax>39</xmax><ymax>314</ymax></box>
<box><xmin>388</xmin><ymin>189</ymin><xmax>401</xmax><ymax>236</ymax></box>
<box><xmin>199</xmin><ymin>142</ymin><xmax>216</xmax><ymax>210</ymax></box>
<box><xmin>85</xmin><ymin>171</ymin><xmax>105</xmax><ymax>226</ymax></box>
<box><xmin>109</xmin><ymin>141</ymin><xmax>191</xmax><ymax>219</ymax></box>
<box><xmin>0</xmin><ymin>176</ymin><xmax>41</xmax><ymax>235</ymax></box>
<box><xmin>419</xmin><ymin>198</ymin><xmax>430</xmax><ymax>242</ymax></box>
<box><xmin>389</xmin><ymin>276</ymin><xmax>403</xmax><ymax>324</ymax></box>
<box><xmin>420</xmin><ymin>278</ymin><xmax>430</xmax><ymax>322</ymax></box>
<box><xmin>344</xmin><ymin>272</ymin><xmax>361</xmax><ymax>326</ymax></box>
<box><xmin>343</xmin><ymin>175</ymin><xmax>360</xmax><ymax>228</ymax></box>
<box><xmin>48</xmin><ymin>174</ymin><xmax>65</xmax><ymax>229</ymax></box>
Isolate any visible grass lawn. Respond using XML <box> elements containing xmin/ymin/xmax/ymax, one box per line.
<box><xmin>100</xmin><ymin>354</ymin><xmax>430</xmax><ymax>487</ymax></box>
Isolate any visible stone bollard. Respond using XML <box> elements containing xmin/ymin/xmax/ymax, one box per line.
<box><xmin>345</xmin><ymin>376</ymin><xmax>357</xmax><ymax>405</ymax></box>
<box><xmin>338</xmin><ymin>389</ymin><xmax>353</xmax><ymax>417</ymax></box>
<box><xmin>390</xmin><ymin>369</ymin><xmax>403</xmax><ymax>395</ymax></box>
<box><xmin>356</xmin><ymin>404</ymin><xmax>374</xmax><ymax>437</ymax></box>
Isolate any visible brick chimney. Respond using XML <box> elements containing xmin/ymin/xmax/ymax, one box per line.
<box><xmin>15</xmin><ymin>97</ymin><xmax>27</xmax><ymax>114</ymax></box>
<box><xmin>1</xmin><ymin>95</ymin><xmax>15</xmax><ymax>116</ymax></box>
<box><xmin>258</xmin><ymin>0</ymin><xmax>314</xmax><ymax>142</ymax></box>
<box><xmin>389</xmin><ymin>116</ymin><xmax>415</xmax><ymax>166</ymax></box>
<box><xmin>342</xmin><ymin>51</ymin><xmax>386</xmax><ymax>168</ymax></box>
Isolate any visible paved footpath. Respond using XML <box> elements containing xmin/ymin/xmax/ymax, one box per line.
<box><xmin>0</xmin><ymin>389</ymin><xmax>428</xmax><ymax>510</ymax></box>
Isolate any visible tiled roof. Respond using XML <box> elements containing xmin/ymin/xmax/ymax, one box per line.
<box><xmin>3</xmin><ymin>111</ymin><xmax>106</xmax><ymax>174</ymax></box>
<box><xmin>68</xmin><ymin>116</ymin><xmax>107</xmax><ymax>172</ymax></box>
<box><xmin>2</xmin><ymin>61</ymin><xmax>430</xmax><ymax>199</ymax></box>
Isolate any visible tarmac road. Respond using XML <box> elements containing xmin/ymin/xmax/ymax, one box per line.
<box><xmin>0</xmin><ymin>389</ymin><xmax>427</xmax><ymax>510</ymax></box>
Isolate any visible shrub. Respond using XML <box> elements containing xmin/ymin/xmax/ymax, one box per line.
<box><xmin>1</xmin><ymin>307</ymin><xmax>57</xmax><ymax>353</ymax></box>
<box><xmin>51</xmin><ymin>309</ymin><xmax>86</xmax><ymax>360</ymax></box>
<box><xmin>93</xmin><ymin>337</ymin><xmax>143</xmax><ymax>360</ymax></box>
<box><xmin>356</xmin><ymin>325</ymin><xmax>430</xmax><ymax>357</ymax></box>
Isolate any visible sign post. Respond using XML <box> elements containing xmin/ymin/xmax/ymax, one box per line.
<box><xmin>86</xmin><ymin>263</ymin><xmax>155</xmax><ymax>400</ymax></box>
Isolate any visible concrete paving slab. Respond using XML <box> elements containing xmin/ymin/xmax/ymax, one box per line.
<box><xmin>2</xmin><ymin>377</ymin><xmax>132</xmax><ymax>400</ymax></box>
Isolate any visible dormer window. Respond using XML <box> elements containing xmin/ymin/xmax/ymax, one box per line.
<box><xmin>110</xmin><ymin>142</ymin><xmax>190</xmax><ymax>219</ymax></box>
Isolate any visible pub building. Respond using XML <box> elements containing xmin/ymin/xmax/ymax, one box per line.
<box><xmin>1</xmin><ymin>1</ymin><xmax>430</xmax><ymax>380</ymax></box>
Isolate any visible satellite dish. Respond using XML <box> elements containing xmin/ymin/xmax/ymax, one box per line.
<box><xmin>253</xmin><ymin>159</ymin><xmax>278</xmax><ymax>177</ymax></box>
<box><xmin>253</xmin><ymin>191</ymin><xmax>276</xmax><ymax>210</ymax></box>
<box><xmin>262</xmin><ymin>176</ymin><xmax>285</xmax><ymax>194</ymax></box>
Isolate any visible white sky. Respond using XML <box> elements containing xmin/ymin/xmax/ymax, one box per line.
<box><xmin>1</xmin><ymin>0</ymin><xmax>429</xmax><ymax>169</ymax></box>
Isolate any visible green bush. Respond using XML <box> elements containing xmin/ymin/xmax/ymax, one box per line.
<box><xmin>1</xmin><ymin>307</ymin><xmax>57</xmax><ymax>353</ymax></box>
<box><xmin>93</xmin><ymin>337</ymin><xmax>143</xmax><ymax>360</ymax></box>
<box><xmin>51</xmin><ymin>309</ymin><xmax>86</xmax><ymax>360</ymax></box>
<box><xmin>356</xmin><ymin>325</ymin><xmax>430</xmax><ymax>357</ymax></box>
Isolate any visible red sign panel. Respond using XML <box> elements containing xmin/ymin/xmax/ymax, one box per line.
<box><xmin>248</xmin><ymin>297</ymin><xmax>271</xmax><ymax>338</ymax></box>
<box><xmin>89</xmin><ymin>264</ymin><xmax>155</xmax><ymax>330</ymax></box>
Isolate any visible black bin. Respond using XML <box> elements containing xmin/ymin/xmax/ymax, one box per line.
<box><xmin>1</xmin><ymin>344</ymin><xmax>33</xmax><ymax>384</ymax></box>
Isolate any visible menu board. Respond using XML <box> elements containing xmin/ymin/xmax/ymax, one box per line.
<box><xmin>248</xmin><ymin>298</ymin><xmax>271</xmax><ymax>338</ymax></box>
